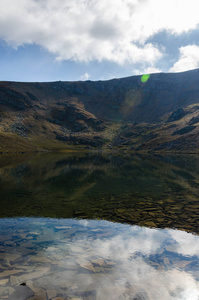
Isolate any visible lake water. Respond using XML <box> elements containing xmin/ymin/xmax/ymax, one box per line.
<box><xmin>0</xmin><ymin>153</ymin><xmax>199</xmax><ymax>299</ymax></box>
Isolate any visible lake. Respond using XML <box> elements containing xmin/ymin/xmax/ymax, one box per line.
<box><xmin>0</xmin><ymin>153</ymin><xmax>199</xmax><ymax>299</ymax></box>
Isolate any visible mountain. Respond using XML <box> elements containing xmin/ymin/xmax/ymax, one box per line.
<box><xmin>1</xmin><ymin>68</ymin><xmax>199</xmax><ymax>153</ymax></box>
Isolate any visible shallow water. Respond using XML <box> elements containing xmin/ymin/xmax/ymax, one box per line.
<box><xmin>0</xmin><ymin>153</ymin><xmax>199</xmax><ymax>299</ymax></box>
<box><xmin>1</xmin><ymin>217</ymin><xmax>199</xmax><ymax>300</ymax></box>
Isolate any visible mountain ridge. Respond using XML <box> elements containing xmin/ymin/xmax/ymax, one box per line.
<box><xmin>1</xmin><ymin>68</ymin><xmax>199</xmax><ymax>153</ymax></box>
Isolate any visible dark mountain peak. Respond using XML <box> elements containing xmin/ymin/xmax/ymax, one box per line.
<box><xmin>1</xmin><ymin>68</ymin><xmax>199</xmax><ymax>153</ymax></box>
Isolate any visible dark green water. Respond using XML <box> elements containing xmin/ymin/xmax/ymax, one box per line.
<box><xmin>0</xmin><ymin>153</ymin><xmax>199</xmax><ymax>232</ymax></box>
<box><xmin>0</xmin><ymin>153</ymin><xmax>199</xmax><ymax>299</ymax></box>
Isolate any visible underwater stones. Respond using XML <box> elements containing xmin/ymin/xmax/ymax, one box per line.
<box><xmin>29</xmin><ymin>232</ymin><xmax>40</xmax><ymax>236</ymax></box>
<box><xmin>0</xmin><ymin>279</ymin><xmax>8</xmax><ymax>286</ymax></box>
<box><xmin>148</xmin><ymin>212</ymin><xmax>155</xmax><ymax>217</ymax></box>
<box><xmin>19</xmin><ymin>267</ymin><xmax>49</xmax><ymax>282</ymax></box>
<box><xmin>27</xmin><ymin>256</ymin><xmax>51</xmax><ymax>263</ymax></box>
<box><xmin>92</xmin><ymin>258</ymin><xmax>105</xmax><ymax>267</ymax></box>
<box><xmin>173</xmin><ymin>260</ymin><xmax>192</xmax><ymax>268</ymax></box>
<box><xmin>165</xmin><ymin>199</ymin><xmax>175</xmax><ymax>203</ymax></box>
<box><xmin>1</xmin><ymin>216</ymin><xmax>199</xmax><ymax>298</ymax></box>
<box><xmin>68</xmin><ymin>298</ymin><xmax>83</xmax><ymax>300</ymax></box>
<box><xmin>20</xmin><ymin>233</ymin><xmax>29</xmax><ymax>239</ymax></box>
<box><xmin>157</xmin><ymin>200</ymin><xmax>164</xmax><ymax>204</ymax></box>
<box><xmin>70</xmin><ymin>246</ymin><xmax>84</xmax><ymax>254</ymax></box>
<box><xmin>0</xmin><ymin>253</ymin><xmax>21</xmax><ymax>262</ymax></box>
<box><xmin>27</xmin><ymin>288</ymin><xmax>47</xmax><ymax>300</ymax></box>
<box><xmin>26</xmin><ymin>281</ymin><xmax>47</xmax><ymax>299</ymax></box>
<box><xmin>4</xmin><ymin>240</ymin><xmax>16</xmax><ymax>246</ymax></box>
<box><xmin>14</xmin><ymin>265</ymin><xmax>35</xmax><ymax>272</ymax></box>
<box><xmin>47</xmin><ymin>289</ymin><xmax>57</xmax><ymax>299</ymax></box>
<box><xmin>8</xmin><ymin>285</ymin><xmax>34</xmax><ymax>300</ymax></box>
<box><xmin>3</xmin><ymin>259</ymin><xmax>11</xmax><ymax>268</ymax></box>
<box><xmin>0</xmin><ymin>263</ymin><xmax>7</xmax><ymax>270</ymax></box>
<box><xmin>143</xmin><ymin>221</ymin><xmax>156</xmax><ymax>227</ymax></box>
<box><xmin>0</xmin><ymin>286</ymin><xmax>15</xmax><ymax>297</ymax></box>
<box><xmin>10</xmin><ymin>275</ymin><xmax>20</xmax><ymax>286</ymax></box>
<box><xmin>163</xmin><ymin>257</ymin><xmax>171</xmax><ymax>267</ymax></box>
<box><xmin>0</xmin><ymin>269</ymin><xmax>23</xmax><ymax>278</ymax></box>
<box><xmin>0</xmin><ymin>286</ymin><xmax>7</xmax><ymax>297</ymax></box>
<box><xmin>157</xmin><ymin>218</ymin><xmax>165</xmax><ymax>222</ymax></box>
<box><xmin>79</xmin><ymin>262</ymin><xmax>95</xmax><ymax>273</ymax></box>
<box><xmin>54</xmin><ymin>226</ymin><xmax>71</xmax><ymax>230</ymax></box>
<box><xmin>46</xmin><ymin>247</ymin><xmax>58</xmax><ymax>252</ymax></box>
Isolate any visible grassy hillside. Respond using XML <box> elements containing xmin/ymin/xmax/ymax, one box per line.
<box><xmin>1</xmin><ymin>69</ymin><xmax>199</xmax><ymax>153</ymax></box>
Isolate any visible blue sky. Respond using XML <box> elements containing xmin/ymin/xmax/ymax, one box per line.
<box><xmin>1</xmin><ymin>0</ymin><xmax>199</xmax><ymax>82</ymax></box>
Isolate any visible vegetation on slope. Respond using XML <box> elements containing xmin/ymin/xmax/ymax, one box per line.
<box><xmin>1</xmin><ymin>69</ymin><xmax>199</xmax><ymax>153</ymax></box>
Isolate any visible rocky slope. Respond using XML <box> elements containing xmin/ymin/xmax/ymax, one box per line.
<box><xmin>1</xmin><ymin>68</ymin><xmax>199</xmax><ymax>153</ymax></box>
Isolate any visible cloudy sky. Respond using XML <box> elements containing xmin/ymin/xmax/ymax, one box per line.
<box><xmin>1</xmin><ymin>0</ymin><xmax>199</xmax><ymax>82</ymax></box>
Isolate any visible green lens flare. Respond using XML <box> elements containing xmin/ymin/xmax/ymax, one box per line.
<box><xmin>141</xmin><ymin>74</ymin><xmax>150</xmax><ymax>83</ymax></box>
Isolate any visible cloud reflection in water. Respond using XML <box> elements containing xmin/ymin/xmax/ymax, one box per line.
<box><xmin>0</xmin><ymin>218</ymin><xmax>199</xmax><ymax>299</ymax></box>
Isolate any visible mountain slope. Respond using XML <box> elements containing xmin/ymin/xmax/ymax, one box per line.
<box><xmin>1</xmin><ymin>69</ymin><xmax>199</xmax><ymax>153</ymax></box>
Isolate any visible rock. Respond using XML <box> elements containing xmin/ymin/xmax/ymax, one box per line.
<box><xmin>7</xmin><ymin>285</ymin><xmax>34</xmax><ymax>300</ymax></box>
<box><xmin>0</xmin><ymin>269</ymin><xmax>23</xmax><ymax>278</ymax></box>
<box><xmin>54</xmin><ymin>226</ymin><xmax>71</xmax><ymax>230</ymax></box>
<box><xmin>29</xmin><ymin>232</ymin><xmax>40</xmax><ymax>235</ymax></box>
<box><xmin>0</xmin><ymin>254</ymin><xmax>21</xmax><ymax>262</ymax></box>
<box><xmin>172</xmin><ymin>125</ymin><xmax>196</xmax><ymax>136</ymax></box>
<box><xmin>79</xmin><ymin>262</ymin><xmax>95</xmax><ymax>272</ymax></box>
<box><xmin>148</xmin><ymin>212</ymin><xmax>155</xmax><ymax>217</ymax></box>
<box><xmin>14</xmin><ymin>265</ymin><xmax>35</xmax><ymax>272</ymax></box>
<box><xmin>0</xmin><ymin>263</ymin><xmax>7</xmax><ymax>270</ymax></box>
<box><xmin>188</xmin><ymin>115</ymin><xmax>199</xmax><ymax>125</ymax></box>
<box><xmin>20</xmin><ymin>233</ymin><xmax>28</xmax><ymax>239</ymax></box>
<box><xmin>70</xmin><ymin>246</ymin><xmax>84</xmax><ymax>253</ymax></box>
<box><xmin>92</xmin><ymin>258</ymin><xmax>105</xmax><ymax>266</ymax></box>
<box><xmin>0</xmin><ymin>279</ymin><xmax>8</xmax><ymax>286</ymax></box>
<box><xmin>0</xmin><ymin>286</ymin><xmax>8</xmax><ymax>297</ymax></box>
<box><xmin>27</xmin><ymin>256</ymin><xmax>51</xmax><ymax>263</ymax></box>
<box><xmin>29</xmin><ymin>288</ymin><xmax>46</xmax><ymax>300</ymax></box>
<box><xmin>167</xmin><ymin>108</ymin><xmax>187</xmax><ymax>122</ymax></box>
<box><xmin>5</xmin><ymin>241</ymin><xmax>15</xmax><ymax>245</ymax></box>
<box><xmin>8</xmin><ymin>287</ymin><xmax>15</xmax><ymax>295</ymax></box>
<box><xmin>93</xmin><ymin>266</ymin><xmax>104</xmax><ymax>273</ymax></box>
<box><xmin>26</xmin><ymin>281</ymin><xmax>47</xmax><ymax>300</ymax></box>
<box><xmin>10</xmin><ymin>275</ymin><xmax>20</xmax><ymax>286</ymax></box>
<box><xmin>157</xmin><ymin>218</ymin><xmax>164</xmax><ymax>222</ymax></box>
<box><xmin>19</xmin><ymin>268</ymin><xmax>49</xmax><ymax>281</ymax></box>
<box><xmin>144</xmin><ymin>221</ymin><xmax>156</xmax><ymax>227</ymax></box>
<box><xmin>173</xmin><ymin>260</ymin><xmax>191</xmax><ymax>268</ymax></box>
<box><xmin>3</xmin><ymin>259</ymin><xmax>11</xmax><ymax>268</ymax></box>
<box><xmin>47</xmin><ymin>290</ymin><xmax>57</xmax><ymax>299</ymax></box>
<box><xmin>163</xmin><ymin>257</ymin><xmax>171</xmax><ymax>266</ymax></box>
<box><xmin>47</xmin><ymin>289</ymin><xmax>57</xmax><ymax>299</ymax></box>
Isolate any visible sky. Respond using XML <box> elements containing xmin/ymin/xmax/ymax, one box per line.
<box><xmin>1</xmin><ymin>0</ymin><xmax>199</xmax><ymax>82</ymax></box>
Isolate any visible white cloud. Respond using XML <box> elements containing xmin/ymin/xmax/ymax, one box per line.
<box><xmin>134</xmin><ymin>66</ymin><xmax>161</xmax><ymax>75</ymax></box>
<box><xmin>43</xmin><ymin>220</ymin><xmax>199</xmax><ymax>300</ymax></box>
<box><xmin>143</xmin><ymin>67</ymin><xmax>162</xmax><ymax>74</ymax></box>
<box><xmin>81</xmin><ymin>72</ymin><xmax>90</xmax><ymax>81</ymax></box>
<box><xmin>0</xmin><ymin>0</ymin><xmax>199</xmax><ymax>67</ymax></box>
<box><xmin>170</xmin><ymin>45</ymin><xmax>199</xmax><ymax>72</ymax></box>
<box><xmin>170</xmin><ymin>229</ymin><xmax>199</xmax><ymax>257</ymax></box>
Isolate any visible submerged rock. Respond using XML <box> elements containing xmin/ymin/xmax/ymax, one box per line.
<box><xmin>0</xmin><ymin>278</ymin><xmax>9</xmax><ymax>286</ymax></box>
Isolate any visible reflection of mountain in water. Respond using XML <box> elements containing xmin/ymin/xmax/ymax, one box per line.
<box><xmin>0</xmin><ymin>153</ymin><xmax>199</xmax><ymax>233</ymax></box>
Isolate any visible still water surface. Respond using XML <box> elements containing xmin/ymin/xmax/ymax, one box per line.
<box><xmin>0</xmin><ymin>153</ymin><xmax>199</xmax><ymax>299</ymax></box>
